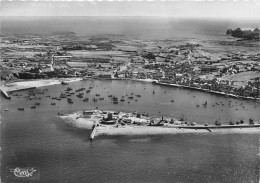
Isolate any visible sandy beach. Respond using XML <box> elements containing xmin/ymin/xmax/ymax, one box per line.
<box><xmin>0</xmin><ymin>78</ymin><xmax>82</xmax><ymax>92</ymax></box>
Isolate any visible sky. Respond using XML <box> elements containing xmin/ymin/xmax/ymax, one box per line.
<box><xmin>1</xmin><ymin>0</ymin><xmax>260</xmax><ymax>20</ymax></box>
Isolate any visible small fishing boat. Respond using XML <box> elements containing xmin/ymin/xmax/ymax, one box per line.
<box><xmin>66</xmin><ymin>87</ymin><xmax>73</xmax><ymax>91</ymax></box>
<box><xmin>112</xmin><ymin>97</ymin><xmax>118</xmax><ymax>101</ymax></box>
<box><xmin>215</xmin><ymin>120</ymin><xmax>221</xmax><ymax>126</ymax></box>
<box><xmin>83</xmin><ymin>98</ymin><xmax>89</xmax><ymax>102</ymax></box>
<box><xmin>76</xmin><ymin>94</ymin><xmax>84</xmax><ymax>98</ymax></box>
<box><xmin>249</xmin><ymin>118</ymin><xmax>254</xmax><ymax>125</ymax></box>
<box><xmin>67</xmin><ymin>98</ymin><xmax>73</xmax><ymax>104</ymax></box>
<box><xmin>75</xmin><ymin>88</ymin><xmax>85</xmax><ymax>92</ymax></box>
<box><xmin>60</xmin><ymin>93</ymin><xmax>67</xmax><ymax>98</ymax></box>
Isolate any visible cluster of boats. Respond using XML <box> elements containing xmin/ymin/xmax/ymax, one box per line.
<box><xmin>9</xmin><ymin>84</ymin><xmax>101</xmax><ymax>110</ymax></box>
<box><xmin>107</xmin><ymin>93</ymin><xmax>142</xmax><ymax>104</ymax></box>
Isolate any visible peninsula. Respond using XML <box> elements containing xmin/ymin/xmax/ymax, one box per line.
<box><xmin>59</xmin><ymin>110</ymin><xmax>260</xmax><ymax>141</ymax></box>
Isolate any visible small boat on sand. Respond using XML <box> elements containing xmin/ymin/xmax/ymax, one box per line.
<box><xmin>61</xmin><ymin>81</ymin><xmax>69</xmax><ymax>85</ymax></box>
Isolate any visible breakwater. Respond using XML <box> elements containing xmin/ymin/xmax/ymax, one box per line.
<box><xmin>1</xmin><ymin>89</ymin><xmax>11</xmax><ymax>99</ymax></box>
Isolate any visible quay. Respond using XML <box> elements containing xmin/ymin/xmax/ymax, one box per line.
<box><xmin>9</xmin><ymin>86</ymin><xmax>37</xmax><ymax>93</ymax></box>
<box><xmin>90</xmin><ymin>124</ymin><xmax>97</xmax><ymax>141</ymax></box>
<box><xmin>1</xmin><ymin>89</ymin><xmax>11</xmax><ymax>99</ymax></box>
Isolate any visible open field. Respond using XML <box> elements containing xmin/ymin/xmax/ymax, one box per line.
<box><xmin>67</xmin><ymin>50</ymin><xmax>127</xmax><ymax>57</ymax></box>
<box><xmin>220</xmin><ymin>71</ymin><xmax>260</xmax><ymax>86</ymax></box>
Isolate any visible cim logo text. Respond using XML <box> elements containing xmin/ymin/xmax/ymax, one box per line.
<box><xmin>10</xmin><ymin>167</ymin><xmax>37</xmax><ymax>178</ymax></box>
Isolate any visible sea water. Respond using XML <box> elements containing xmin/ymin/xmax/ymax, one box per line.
<box><xmin>1</xmin><ymin>80</ymin><xmax>260</xmax><ymax>183</ymax></box>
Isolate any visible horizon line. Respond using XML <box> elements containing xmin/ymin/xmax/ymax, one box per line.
<box><xmin>1</xmin><ymin>16</ymin><xmax>260</xmax><ymax>20</ymax></box>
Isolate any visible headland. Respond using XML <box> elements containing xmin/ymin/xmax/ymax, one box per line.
<box><xmin>59</xmin><ymin>109</ymin><xmax>260</xmax><ymax>141</ymax></box>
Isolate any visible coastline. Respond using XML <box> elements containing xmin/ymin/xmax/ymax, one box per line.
<box><xmin>1</xmin><ymin>77</ymin><xmax>259</xmax><ymax>102</ymax></box>
<box><xmin>94</xmin><ymin>78</ymin><xmax>260</xmax><ymax>101</ymax></box>
<box><xmin>0</xmin><ymin>77</ymin><xmax>153</xmax><ymax>93</ymax></box>
<box><xmin>152</xmin><ymin>81</ymin><xmax>260</xmax><ymax>101</ymax></box>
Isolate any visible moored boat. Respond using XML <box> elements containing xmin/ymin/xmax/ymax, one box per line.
<box><xmin>67</xmin><ymin>98</ymin><xmax>73</xmax><ymax>104</ymax></box>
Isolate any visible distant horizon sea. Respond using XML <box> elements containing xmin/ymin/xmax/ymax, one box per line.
<box><xmin>1</xmin><ymin>16</ymin><xmax>260</xmax><ymax>40</ymax></box>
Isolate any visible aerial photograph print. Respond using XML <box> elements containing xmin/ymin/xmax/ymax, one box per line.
<box><xmin>0</xmin><ymin>0</ymin><xmax>260</xmax><ymax>182</ymax></box>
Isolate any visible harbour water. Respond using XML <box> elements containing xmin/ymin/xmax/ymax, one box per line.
<box><xmin>1</xmin><ymin>80</ymin><xmax>260</xmax><ymax>182</ymax></box>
